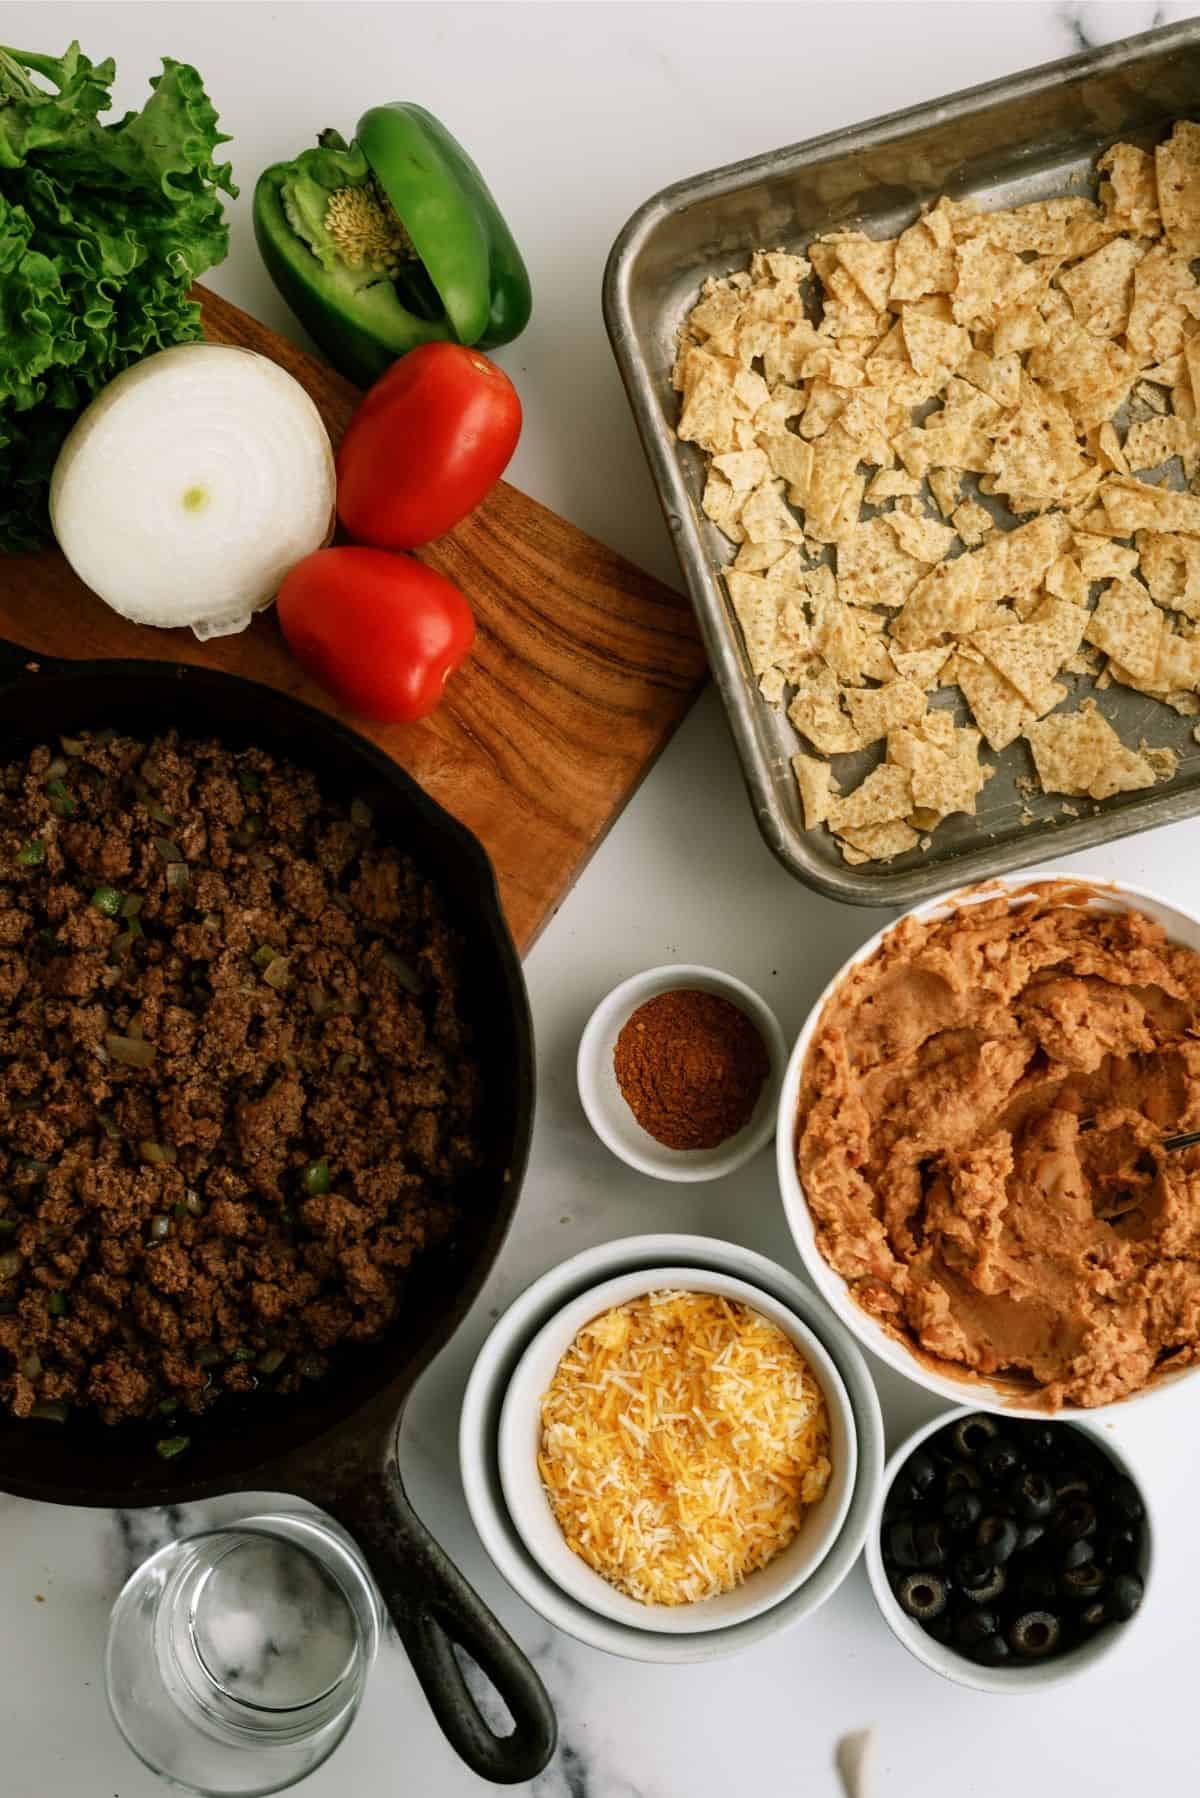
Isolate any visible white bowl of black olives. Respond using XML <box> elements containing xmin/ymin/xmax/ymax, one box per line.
<box><xmin>865</xmin><ymin>1407</ymin><xmax>1151</xmax><ymax>1691</ymax></box>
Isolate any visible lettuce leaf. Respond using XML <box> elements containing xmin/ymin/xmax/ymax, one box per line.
<box><xmin>0</xmin><ymin>42</ymin><xmax>236</xmax><ymax>550</ymax></box>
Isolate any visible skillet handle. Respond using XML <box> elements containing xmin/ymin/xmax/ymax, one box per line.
<box><xmin>325</xmin><ymin>1458</ymin><xmax>557</xmax><ymax>1784</ymax></box>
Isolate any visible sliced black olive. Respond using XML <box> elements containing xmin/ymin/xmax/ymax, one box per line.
<box><xmin>914</xmin><ymin>1520</ymin><xmax>948</xmax><ymax>1569</ymax></box>
<box><xmin>970</xmin><ymin>1632</ymin><xmax>1011</xmax><ymax>1666</ymax></box>
<box><xmin>943</xmin><ymin>1489</ymin><xmax>984</xmax><ymax>1533</ymax></box>
<box><xmin>1062</xmin><ymin>1562</ymin><xmax>1107</xmax><ymax>1601</ymax></box>
<box><xmin>885</xmin><ymin>1518</ymin><xmax>921</xmax><ymax>1570</ymax></box>
<box><xmin>952</xmin><ymin>1414</ymin><xmax>999</xmax><ymax>1459</ymax></box>
<box><xmin>884</xmin><ymin>1478</ymin><xmax>922</xmax><ymax>1517</ymax></box>
<box><xmin>978</xmin><ymin>1436</ymin><xmax>1022</xmax><ymax>1483</ymax></box>
<box><xmin>955</xmin><ymin>1606</ymin><xmax>999</xmax><ymax>1649</ymax></box>
<box><xmin>1054</xmin><ymin>1494</ymin><xmax>1098</xmax><ymax>1542</ymax></box>
<box><xmin>976</xmin><ymin>1516</ymin><xmax>1020</xmax><ymax>1565</ymax></box>
<box><xmin>944</xmin><ymin>1461</ymin><xmax>984</xmax><ymax>1495</ymax></box>
<box><xmin>1016</xmin><ymin>1522</ymin><xmax>1046</xmax><ymax>1555</ymax></box>
<box><xmin>1079</xmin><ymin>1599</ymin><xmax>1108</xmax><ymax>1631</ymax></box>
<box><xmin>1096</xmin><ymin>1527</ymin><xmax>1139</xmax><ymax>1573</ymax></box>
<box><xmin>1108</xmin><ymin>1476</ymin><xmax>1145</xmax><ymax>1526</ymax></box>
<box><xmin>1109</xmin><ymin>1572</ymin><xmax>1144</xmax><ymax>1621</ymax></box>
<box><xmin>1008</xmin><ymin>1609</ymin><xmax>1061</xmax><ymax>1658</ymax></box>
<box><xmin>883</xmin><ymin>1485</ymin><xmax>915</xmax><ymax>1522</ymax></box>
<box><xmin>895</xmin><ymin>1572</ymin><xmax>949</xmax><ymax>1622</ymax></box>
<box><xmin>956</xmin><ymin>1548</ymin><xmax>997</xmax><ymax>1590</ymax></box>
<box><xmin>904</xmin><ymin>1449</ymin><xmax>939</xmax><ymax>1494</ymax></box>
<box><xmin>1054</xmin><ymin>1476</ymin><xmax>1091</xmax><ymax>1502</ymax></box>
<box><xmin>971</xmin><ymin>1565</ymin><xmax>1006</xmax><ymax>1603</ymax></box>
<box><xmin>925</xmin><ymin>1610</ymin><xmax>956</xmax><ymax>1646</ymax></box>
<box><xmin>957</xmin><ymin>1551</ymin><xmax>1007</xmax><ymax>1603</ymax></box>
<box><xmin>1061</xmin><ymin>1537</ymin><xmax>1097</xmax><ymax>1574</ymax></box>
<box><xmin>1010</xmin><ymin>1469</ymin><xmax>1055</xmax><ymax>1521</ymax></box>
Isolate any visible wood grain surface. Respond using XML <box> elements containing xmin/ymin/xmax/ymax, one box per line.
<box><xmin>0</xmin><ymin>286</ymin><xmax>707</xmax><ymax>952</ymax></box>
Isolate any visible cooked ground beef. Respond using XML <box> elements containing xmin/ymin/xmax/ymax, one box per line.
<box><xmin>0</xmin><ymin>731</ymin><xmax>481</xmax><ymax>1428</ymax></box>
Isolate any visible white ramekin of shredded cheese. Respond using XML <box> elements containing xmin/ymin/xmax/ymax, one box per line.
<box><xmin>498</xmin><ymin>1266</ymin><xmax>858</xmax><ymax>1634</ymax></box>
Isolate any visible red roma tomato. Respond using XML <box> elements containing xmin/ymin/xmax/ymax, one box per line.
<box><xmin>336</xmin><ymin>343</ymin><xmax>522</xmax><ymax>550</ymax></box>
<box><xmin>277</xmin><ymin>547</ymin><xmax>475</xmax><ymax>723</ymax></box>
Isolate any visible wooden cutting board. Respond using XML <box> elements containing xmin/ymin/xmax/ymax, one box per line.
<box><xmin>1</xmin><ymin>287</ymin><xmax>706</xmax><ymax>953</ymax></box>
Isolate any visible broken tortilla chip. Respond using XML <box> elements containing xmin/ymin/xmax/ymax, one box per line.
<box><xmin>1124</xmin><ymin>416</ymin><xmax>1197</xmax><ymax>479</ymax></box>
<box><xmin>1024</xmin><ymin>700</ymin><xmax>1164</xmax><ymax>800</ymax></box>
<box><xmin>836</xmin><ymin>819</ymin><xmax>920</xmax><ymax>863</ymax></box>
<box><xmin>866</xmin><ymin>467</ymin><xmax>922</xmax><ymax>503</ymax></box>
<box><xmin>928</xmin><ymin>467</ymin><xmax>961</xmax><ymax>518</ymax></box>
<box><xmin>834</xmin><ymin>234</ymin><xmax>897</xmax><ymax>313</ymax></box>
<box><xmin>787</xmin><ymin>670</ymin><xmax>862</xmax><ymax>755</ymax></box>
<box><xmin>724</xmin><ymin>571</ymin><xmax>786</xmax><ymax>676</ymax></box>
<box><xmin>841</xmin><ymin>677</ymin><xmax>928</xmax><ymax>744</ymax></box>
<box><xmin>952</xmin><ymin>499</ymin><xmax>994</xmax><ymax>547</ymax></box>
<box><xmin>1099</xmin><ymin>477</ymin><xmax>1200</xmax><ymax>536</ymax></box>
<box><xmin>888</xmin><ymin>643</ymin><xmax>952</xmax><ymax>685</ymax></box>
<box><xmin>740</xmin><ymin>479</ymin><xmax>806</xmax><ymax>545</ymax></box>
<box><xmin>1057</xmin><ymin>237</ymin><xmax>1144</xmax><ymax>338</ymax></box>
<box><xmin>836</xmin><ymin>516</ymin><xmax>927</xmax><ymax>610</ymax></box>
<box><xmin>1098</xmin><ymin>141</ymin><xmax>1161</xmax><ymax>238</ymax></box>
<box><xmin>971</xmin><ymin>597</ymin><xmax>1085</xmax><ymax>709</ymax></box>
<box><xmin>958</xmin><ymin>653</ymin><xmax>1064</xmax><ymax>752</ymax></box>
<box><xmin>1083</xmin><ymin>577</ymin><xmax>1167</xmax><ymax>683</ymax></box>
<box><xmin>1074</xmin><ymin>534</ymin><xmax>1139</xmax><ymax>582</ymax></box>
<box><xmin>810</xmin><ymin>595</ymin><xmax>874</xmax><ymax>683</ymax></box>
<box><xmin>792</xmin><ymin>751</ymin><xmax>839</xmax><ymax>829</ymax></box>
<box><xmin>827</xmin><ymin>763</ymin><xmax>914</xmax><ymax>832</ymax></box>
<box><xmin>1138</xmin><ymin>531</ymin><xmax>1200</xmax><ymax>618</ymax></box>
<box><xmin>886</xmin><ymin>499</ymin><xmax>957</xmax><ymax>564</ymax></box>
<box><xmin>1156</xmin><ymin>120</ymin><xmax>1200</xmax><ymax>258</ymax></box>
<box><xmin>888</xmin><ymin>714</ymin><xmax>990</xmax><ymax>817</ymax></box>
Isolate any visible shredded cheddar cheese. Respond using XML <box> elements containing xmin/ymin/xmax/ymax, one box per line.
<box><xmin>538</xmin><ymin>1290</ymin><xmax>832</xmax><ymax>1606</ymax></box>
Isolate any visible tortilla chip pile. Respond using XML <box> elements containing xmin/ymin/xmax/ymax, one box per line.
<box><xmin>673</xmin><ymin>123</ymin><xmax>1200</xmax><ymax>865</ymax></box>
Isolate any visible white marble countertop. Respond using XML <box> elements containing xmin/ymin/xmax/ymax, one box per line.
<box><xmin>6</xmin><ymin>3</ymin><xmax>1200</xmax><ymax>1793</ymax></box>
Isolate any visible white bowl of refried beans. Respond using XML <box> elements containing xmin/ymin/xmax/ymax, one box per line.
<box><xmin>777</xmin><ymin>874</ymin><xmax>1200</xmax><ymax>1416</ymax></box>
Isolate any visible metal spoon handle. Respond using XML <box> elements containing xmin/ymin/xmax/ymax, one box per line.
<box><xmin>1163</xmin><ymin>1128</ymin><xmax>1200</xmax><ymax>1153</ymax></box>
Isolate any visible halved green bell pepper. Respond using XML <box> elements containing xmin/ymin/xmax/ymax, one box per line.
<box><xmin>253</xmin><ymin>105</ymin><xmax>531</xmax><ymax>389</ymax></box>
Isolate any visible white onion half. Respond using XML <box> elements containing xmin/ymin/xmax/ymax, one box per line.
<box><xmin>50</xmin><ymin>343</ymin><xmax>336</xmax><ymax>641</ymax></box>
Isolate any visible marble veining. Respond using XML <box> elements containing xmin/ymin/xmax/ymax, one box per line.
<box><xmin>1059</xmin><ymin>1</ymin><xmax>1166</xmax><ymax>51</ymax></box>
<box><xmin>458</xmin><ymin>1630</ymin><xmax>651</xmax><ymax>1798</ymax></box>
<box><xmin>533</xmin><ymin>1741</ymin><xmax>646</xmax><ymax>1798</ymax></box>
<box><xmin>525</xmin><ymin>1635</ymin><xmax>653</xmax><ymax>1798</ymax></box>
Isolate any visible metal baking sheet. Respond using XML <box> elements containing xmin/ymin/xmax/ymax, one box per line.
<box><xmin>604</xmin><ymin>20</ymin><xmax>1200</xmax><ymax>906</ymax></box>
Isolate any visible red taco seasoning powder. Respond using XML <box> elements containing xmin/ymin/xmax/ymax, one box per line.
<box><xmin>613</xmin><ymin>989</ymin><xmax>770</xmax><ymax>1151</ymax></box>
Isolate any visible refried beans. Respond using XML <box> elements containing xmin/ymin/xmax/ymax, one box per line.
<box><xmin>796</xmin><ymin>884</ymin><xmax>1200</xmax><ymax>1409</ymax></box>
<box><xmin>0</xmin><ymin>730</ymin><xmax>481</xmax><ymax>1428</ymax></box>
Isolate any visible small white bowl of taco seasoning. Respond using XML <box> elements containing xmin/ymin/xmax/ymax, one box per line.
<box><xmin>497</xmin><ymin>1265</ymin><xmax>857</xmax><ymax>1634</ymax></box>
<box><xmin>576</xmin><ymin>964</ymin><xmax>787</xmax><ymax>1182</ymax></box>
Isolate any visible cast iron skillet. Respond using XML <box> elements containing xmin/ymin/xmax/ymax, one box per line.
<box><xmin>0</xmin><ymin>641</ymin><xmax>555</xmax><ymax>1784</ymax></box>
